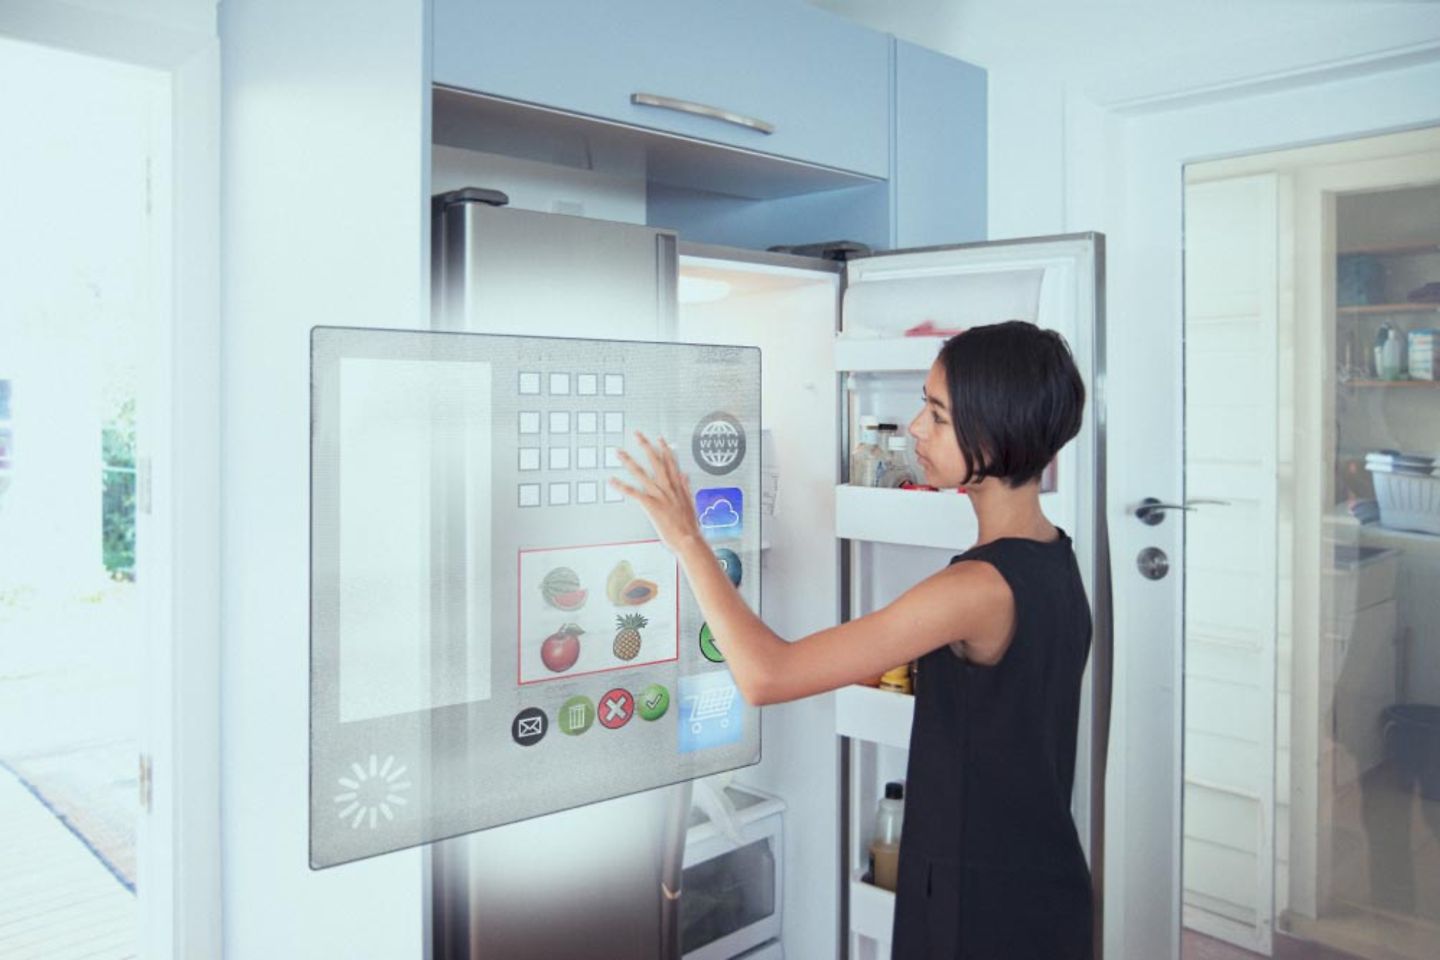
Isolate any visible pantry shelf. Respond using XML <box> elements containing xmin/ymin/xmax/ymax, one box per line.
<box><xmin>1342</xmin><ymin>379</ymin><xmax>1440</xmax><ymax>388</ymax></box>
<box><xmin>1337</xmin><ymin>242</ymin><xmax>1440</xmax><ymax>256</ymax></box>
<box><xmin>835</xmin><ymin>484</ymin><xmax>978</xmax><ymax>549</ymax></box>
<box><xmin>1336</xmin><ymin>303</ymin><xmax>1440</xmax><ymax>316</ymax></box>
<box><xmin>835</xmin><ymin>683</ymin><xmax>914</xmax><ymax>750</ymax></box>
<box><xmin>834</xmin><ymin>335</ymin><xmax>946</xmax><ymax>372</ymax></box>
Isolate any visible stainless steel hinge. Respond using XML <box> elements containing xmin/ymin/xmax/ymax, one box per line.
<box><xmin>139</xmin><ymin>753</ymin><xmax>153</xmax><ymax>813</ymax></box>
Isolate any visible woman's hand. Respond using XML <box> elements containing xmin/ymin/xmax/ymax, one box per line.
<box><xmin>610</xmin><ymin>432</ymin><xmax>703</xmax><ymax>554</ymax></box>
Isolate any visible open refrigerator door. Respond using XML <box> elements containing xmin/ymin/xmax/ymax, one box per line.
<box><xmin>833</xmin><ymin>236</ymin><xmax>1109</xmax><ymax>959</ymax></box>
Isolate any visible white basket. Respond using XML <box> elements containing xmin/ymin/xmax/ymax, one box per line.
<box><xmin>1370</xmin><ymin>469</ymin><xmax>1440</xmax><ymax>536</ymax></box>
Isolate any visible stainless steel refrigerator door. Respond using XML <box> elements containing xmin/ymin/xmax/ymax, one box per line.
<box><xmin>422</xmin><ymin>196</ymin><xmax>699</xmax><ymax>960</ymax></box>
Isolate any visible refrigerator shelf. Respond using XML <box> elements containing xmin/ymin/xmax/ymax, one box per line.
<box><xmin>835</xmin><ymin>683</ymin><xmax>914</xmax><ymax>750</ymax></box>
<box><xmin>834</xmin><ymin>335</ymin><xmax>946</xmax><ymax>372</ymax></box>
<box><xmin>835</xmin><ymin>484</ymin><xmax>978</xmax><ymax>549</ymax></box>
<box><xmin>848</xmin><ymin>869</ymin><xmax>897</xmax><ymax>943</ymax></box>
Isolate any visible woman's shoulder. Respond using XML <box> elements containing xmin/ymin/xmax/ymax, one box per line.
<box><xmin>899</xmin><ymin>558</ymin><xmax>1014</xmax><ymax>623</ymax></box>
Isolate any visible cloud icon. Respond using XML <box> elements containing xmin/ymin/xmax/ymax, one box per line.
<box><xmin>700</xmin><ymin>499</ymin><xmax>740</xmax><ymax>529</ymax></box>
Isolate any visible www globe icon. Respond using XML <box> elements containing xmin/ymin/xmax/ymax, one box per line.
<box><xmin>694</xmin><ymin>413</ymin><xmax>745</xmax><ymax>475</ymax></box>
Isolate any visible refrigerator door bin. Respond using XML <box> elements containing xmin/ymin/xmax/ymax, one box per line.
<box><xmin>682</xmin><ymin>785</ymin><xmax>786</xmax><ymax>960</ymax></box>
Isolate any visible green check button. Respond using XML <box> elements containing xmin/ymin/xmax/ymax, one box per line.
<box><xmin>637</xmin><ymin>684</ymin><xmax>669</xmax><ymax>721</ymax></box>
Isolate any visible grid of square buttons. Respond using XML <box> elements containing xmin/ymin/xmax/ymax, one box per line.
<box><xmin>516</xmin><ymin>371</ymin><xmax>629</xmax><ymax>507</ymax></box>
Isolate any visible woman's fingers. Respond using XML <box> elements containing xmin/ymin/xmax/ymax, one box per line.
<box><xmin>608</xmin><ymin>476</ymin><xmax>648</xmax><ymax>502</ymax></box>
<box><xmin>621</xmin><ymin>432</ymin><xmax>692</xmax><ymax>508</ymax></box>
<box><xmin>659</xmin><ymin>437</ymin><xmax>685</xmax><ymax>492</ymax></box>
<box><xmin>634</xmin><ymin>432</ymin><xmax>669</xmax><ymax>487</ymax></box>
<box><xmin>614</xmin><ymin>448</ymin><xmax>660</xmax><ymax>494</ymax></box>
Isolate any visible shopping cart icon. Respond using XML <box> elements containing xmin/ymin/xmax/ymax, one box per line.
<box><xmin>677</xmin><ymin>673</ymin><xmax>743</xmax><ymax>753</ymax></box>
<box><xmin>684</xmin><ymin>685</ymin><xmax>736</xmax><ymax>734</ymax></box>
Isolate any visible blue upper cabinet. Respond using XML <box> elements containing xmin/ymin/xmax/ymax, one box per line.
<box><xmin>433</xmin><ymin>0</ymin><xmax>891</xmax><ymax>180</ymax></box>
<box><xmin>892</xmin><ymin>39</ymin><xmax>987</xmax><ymax>247</ymax></box>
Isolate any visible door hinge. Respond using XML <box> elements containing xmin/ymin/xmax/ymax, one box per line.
<box><xmin>137</xmin><ymin>455</ymin><xmax>153</xmax><ymax>516</ymax></box>
<box><xmin>139</xmin><ymin>753</ymin><xmax>153</xmax><ymax>813</ymax></box>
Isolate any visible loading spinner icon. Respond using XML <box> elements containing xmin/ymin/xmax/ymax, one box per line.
<box><xmin>333</xmin><ymin>754</ymin><xmax>411</xmax><ymax>830</ymax></box>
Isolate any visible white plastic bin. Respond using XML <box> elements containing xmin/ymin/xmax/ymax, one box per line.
<box><xmin>1369</xmin><ymin>469</ymin><xmax>1440</xmax><ymax>536</ymax></box>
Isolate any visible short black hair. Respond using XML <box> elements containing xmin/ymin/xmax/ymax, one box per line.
<box><xmin>937</xmin><ymin>320</ymin><xmax>1084</xmax><ymax>488</ymax></box>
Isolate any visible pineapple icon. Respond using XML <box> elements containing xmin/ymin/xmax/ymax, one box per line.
<box><xmin>613</xmin><ymin>613</ymin><xmax>648</xmax><ymax>661</ymax></box>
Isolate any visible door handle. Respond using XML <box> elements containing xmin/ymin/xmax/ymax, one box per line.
<box><xmin>1133</xmin><ymin>496</ymin><xmax>1229</xmax><ymax>526</ymax></box>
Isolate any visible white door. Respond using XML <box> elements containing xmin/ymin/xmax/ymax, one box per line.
<box><xmin>1179</xmin><ymin>173</ymin><xmax>1281</xmax><ymax>954</ymax></box>
<box><xmin>0</xmin><ymin>24</ymin><xmax>222</xmax><ymax>960</ymax></box>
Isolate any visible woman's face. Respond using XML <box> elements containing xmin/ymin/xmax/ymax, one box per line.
<box><xmin>908</xmin><ymin>360</ymin><xmax>970</xmax><ymax>489</ymax></box>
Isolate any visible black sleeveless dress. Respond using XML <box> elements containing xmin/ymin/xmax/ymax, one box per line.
<box><xmin>890</xmin><ymin>532</ymin><xmax>1094</xmax><ymax>960</ymax></box>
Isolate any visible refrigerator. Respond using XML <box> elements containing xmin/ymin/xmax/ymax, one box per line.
<box><xmin>314</xmin><ymin>188</ymin><xmax>1108</xmax><ymax>959</ymax></box>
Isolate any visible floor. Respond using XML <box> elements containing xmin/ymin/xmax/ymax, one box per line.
<box><xmin>0</xmin><ymin>766</ymin><xmax>135</xmax><ymax>959</ymax></box>
<box><xmin>0</xmin><ymin>580</ymin><xmax>138</xmax><ymax>957</ymax></box>
<box><xmin>1184</xmin><ymin>928</ymin><xmax>1268</xmax><ymax>959</ymax></box>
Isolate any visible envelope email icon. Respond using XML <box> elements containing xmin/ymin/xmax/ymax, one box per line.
<box><xmin>518</xmin><ymin>717</ymin><xmax>543</xmax><ymax>737</ymax></box>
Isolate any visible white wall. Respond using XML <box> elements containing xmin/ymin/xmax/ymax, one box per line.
<box><xmin>0</xmin><ymin>0</ymin><xmax>214</xmax><ymax>67</ymax></box>
<box><xmin>220</xmin><ymin>1</ymin><xmax>429</xmax><ymax>956</ymax></box>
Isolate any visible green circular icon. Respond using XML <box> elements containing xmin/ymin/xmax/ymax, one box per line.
<box><xmin>637</xmin><ymin>684</ymin><xmax>670</xmax><ymax>721</ymax></box>
<box><xmin>699</xmin><ymin>623</ymin><xmax>725</xmax><ymax>663</ymax></box>
<box><xmin>558</xmin><ymin>695</ymin><xmax>595</xmax><ymax>736</ymax></box>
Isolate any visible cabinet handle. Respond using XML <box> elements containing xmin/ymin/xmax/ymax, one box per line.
<box><xmin>630</xmin><ymin>92</ymin><xmax>775</xmax><ymax>135</ymax></box>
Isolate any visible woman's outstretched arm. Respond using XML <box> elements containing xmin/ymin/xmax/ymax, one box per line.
<box><xmin>612</xmin><ymin>432</ymin><xmax>1012</xmax><ymax>705</ymax></box>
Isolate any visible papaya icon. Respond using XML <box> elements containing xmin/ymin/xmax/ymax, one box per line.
<box><xmin>605</xmin><ymin>560</ymin><xmax>635</xmax><ymax>604</ymax></box>
<box><xmin>618</xmin><ymin>579</ymin><xmax>658</xmax><ymax>606</ymax></box>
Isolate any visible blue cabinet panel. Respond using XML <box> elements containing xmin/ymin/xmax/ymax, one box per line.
<box><xmin>893</xmin><ymin>39</ymin><xmax>986</xmax><ymax>246</ymax></box>
<box><xmin>434</xmin><ymin>0</ymin><xmax>891</xmax><ymax>179</ymax></box>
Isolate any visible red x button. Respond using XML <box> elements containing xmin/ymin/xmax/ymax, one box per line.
<box><xmin>598</xmin><ymin>688</ymin><xmax>635</xmax><ymax>730</ymax></box>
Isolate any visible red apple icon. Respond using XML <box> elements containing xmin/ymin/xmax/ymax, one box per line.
<box><xmin>541</xmin><ymin>624</ymin><xmax>583</xmax><ymax>673</ymax></box>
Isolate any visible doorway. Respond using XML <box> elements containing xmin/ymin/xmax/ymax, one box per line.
<box><xmin>1181</xmin><ymin>128</ymin><xmax>1440</xmax><ymax>960</ymax></box>
<box><xmin>0</xmin><ymin>35</ymin><xmax>171</xmax><ymax>958</ymax></box>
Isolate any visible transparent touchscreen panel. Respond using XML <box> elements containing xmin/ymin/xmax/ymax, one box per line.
<box><xmin>311</xmin><ymin>328</ymin><xmax>761</xmax><ymax>868</ymax></box>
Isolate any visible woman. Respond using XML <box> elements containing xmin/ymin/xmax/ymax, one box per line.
<box><xmin>612</xmin><ymin>320</ymin><xmax>1094</xmax><ymax>959</ymax></box>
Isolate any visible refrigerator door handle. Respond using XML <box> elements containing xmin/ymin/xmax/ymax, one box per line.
<box><xmin>630</xmin><ymin>92</ymin><xmax>776</xmax><ymax>135</ymax></box>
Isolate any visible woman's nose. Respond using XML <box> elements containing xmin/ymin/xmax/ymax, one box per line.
<box><xmin>907</xmin><ymin>411</ymin><xmax>924</xmax><ymax>439</ymax></box>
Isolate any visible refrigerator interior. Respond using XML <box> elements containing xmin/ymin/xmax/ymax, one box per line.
<box><xmin>835</xmin><ymin>239</ymin><xmax>1103</xmax><ymax>959</ymax></box>
<box><xmin>676</xmin><ymin>251</ymin><xmax>844</xmax><ymax>960</ymax></box>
